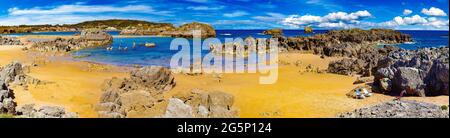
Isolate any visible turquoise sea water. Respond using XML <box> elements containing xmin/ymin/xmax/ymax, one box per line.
<box><xmin>3</xmin><ymin>30</ymin><xmax>448</xmax><ymax>66</ymax></box>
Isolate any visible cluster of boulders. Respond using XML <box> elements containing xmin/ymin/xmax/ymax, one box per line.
<box><xmin>327</xmin><ymin>45</ymin><xmax>401</xmax><ymax>76</ymax></box>
<box><xmin>120</xmin><ymin>22</ymin><xmax>216</xmax><ymax>38</ymax></box>
<box><xmin>278</xmin><ymin>29</ymin><xmax>411</xmax><ymax>57</ymax></box>
<box><xmin>96</xmin><ymin>66</ymin><xmax>238</xmax><ymax>118</ymax></box>
<box><xmin>0</xmin><ymin>61</ymin><xmax>77</xmax><ymax>118</ymax></box>
<box><xmin>163</xmin><ymin>89</ymin><xmax>239</xmax><ymax>118</ymax></box>
<box><xmin>30</xmin><ymin>29</ymin><xmax>113</xmax><ymax>52</ymax></box>
<box><xmin>16</xmin><ymin>104</ymin><xmax>78</xmax><ymax>118</ymax></box>
<box><xmin>209</xmin><ymin>36</ymin><xmax>278</xmax><ymax>56</ymax></box>
<box><xmin>339</xmin><ymin>100</ymin><xmax>449</xmax><ymax>118</ymax></box>
<box><xmin>0</xmin><ymin>81</ymin><xmax>16</xmax><ymax>115</ymax></box>
<box><xmin>373</xmin><ymin>47</ymin><xmax>449</xmax><ymax>96</ymax></box>
<box><xmin>0</xmin><ymin>36</ymin><xmax>23</xmax><ymax>45</ymax></box>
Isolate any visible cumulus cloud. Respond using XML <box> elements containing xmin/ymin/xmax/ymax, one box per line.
<box><xmin>421</xmin><ymin>7</ymin><xmax>447</xmax><ymax>16</ymax></box>
<box><xmin>379</xmin><ymin>14</ymin><xmax>448</xmax><ymax>29</ymax></box>
<box><xmin>282</xmin><ymin>10</ymin><xmax>372</xmax><ymax>28</ymax></box>
<box><xmin>403</xmin><ymin>9</ymin><xmax>413</xmax><ymax>15</ymax></box>
<box><xmin>393</xmin><ymin>15</ymin><xmax>428</xmax><ymax>25</ymax></box>
<box><xmin>223</xmin><ymin>11</ymin><xmax>249</xmax><ymax>17</ymax></box>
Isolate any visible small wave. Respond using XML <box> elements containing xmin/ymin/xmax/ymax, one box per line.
<box><xmin>220</xmin><ymin>33</ymin><xmax>232</xmax><ymax>36</ymax></box>
<box><xmin>404</xmin><ymin>42</ymin><xmax>416</xmax><ymax>44</ymax></box>
<box><xmin>257</xmin><ymin>33</ymin><xmax>265</xmax><ymax>35</ymax></box>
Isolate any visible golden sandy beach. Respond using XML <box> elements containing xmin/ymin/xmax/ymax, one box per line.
<box><xmin>1</xmin><ymin>36</ymin><xmax>448</xmax><ymax>118</ymax></box>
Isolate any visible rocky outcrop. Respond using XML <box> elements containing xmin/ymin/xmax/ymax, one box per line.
<box><xmin>0</xmin><ymin>36</ymin><xmax>23</xmax><ymax>45</ymax></box>
<box><xmin>339</xmin><ymin>100</ymin><xmax>449</xmax><ymax>118</ymax></box>
<box><xmin>16</xmin><ymin>104</ymin><xmax>78</xmax><ymax>118</ymax></box>
<box><xmin>263</xmin><ymin>28</ymin><xmax>283</xmax><ymax>36</ymax></box>
<box><xmin>0</xmin><ymin>82</ymin><xmax>16</xmax><ymax>115</ymax></box>
<box><xmin>304</xmin><ymin>26</ymin><xmax>313</xmax><ymax>33</ymax></box>
<box><xmin>373</xmin><ymin>47</ymin><xmax>449</xmax><ymax>96</ymax></box>
<box><xmin>327</xmin><ymin>45</ymin><xmax>401</xmax><ymax>76</ymax></box>
<box><xmin>163</xmin><ymin>89</ymin><xmax>239</xmax><ymax>118</ymax></box>
<box><xmin>30</xmin><ymin>29</ymin><xmax>113</xmax><ymax>52</ymax></box>
<box><xmin>96</xmin><ymin>66</ymin><xmax>176</xmax><ymax>118</ymax></box>
<box><xmin>280</xmin><ymin>29</ymin><xmax>411</xmax><ymax>57</ymax></box>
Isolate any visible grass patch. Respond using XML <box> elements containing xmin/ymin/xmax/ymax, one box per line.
<box><xmin>0</xmin><ymin>114</ymin><xmax>15</xmax><ymax>118</ymax></box>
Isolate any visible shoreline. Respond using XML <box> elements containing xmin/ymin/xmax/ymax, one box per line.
<box><xmin>1</xmin><ymin>36</ymin><xmax>448</xmax><ymax>118</ymax></box>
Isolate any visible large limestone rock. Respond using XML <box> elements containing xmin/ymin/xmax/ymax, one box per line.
<box><xmin>0</xmin><ymin>82</ymin><xmax>16</xmax><ymax>115</ymax></box>
<box><xmin>16</xmin><ymin>104</ymin><xmax>78</xmax><ymax>118</ymax></box>
<box><xmin>339</xmin><ymin>100</ymin><xmax>449</xmax><ymax>118</ymax></box>
<box><xmin>263</xmin><ymin>28</ymin><xmax>283</xmax><ymax>36</ymax></box>
<box><xmin>97</xmin><ymin>66</ymin><xmax>176</xmax><ymax>118</ymax></box>
<box><xmin>167</xmin><ymin>89</ymin><xmax>239</xmax><ymax>118</ymax></box>
<box><xmin>373</xmin><ymin>47</ymin><xmax>449</xmax><ymax>96</ymax></box>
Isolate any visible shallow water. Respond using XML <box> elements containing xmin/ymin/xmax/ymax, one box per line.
<box><xmin>4</xmin><ymin>30</ymin><xmax>448</xmax><ymax>66</ymax></box>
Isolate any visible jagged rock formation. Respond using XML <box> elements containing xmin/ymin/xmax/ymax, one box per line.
<box><xmin>0</xmin><ymin>82</ymin><xmax>16</xmax><ymax>115</ymax></box>
<box><xmin>0</xmin><ymin>61</ymin><xmax>44</xmax><ymax>87</ymax></box>
<box><xmin>96</xmin><ymin>66</ymin><xmax>176</xmax><ymax>118</ymax></box>
<box><xmin>338</xmin><ymin>100</ymin><xmax>449</xmax><ymax>118</ymax></box>
<box><xmin>373</xmin><ymin>47</ymin><xmax>449</xmax><ymax>96</ymax></box>
<box><xmin>121</xmin><ymin>22</ymin><xmax>216</xmax><ymax>38</ymax></box>
<box><xmin>163</xmin><ymin>89</ymin><xmax>239</xmax><ymax>118</ymax></box>
<box><xmin>327</xmin><ymin>45</ymin><xmax>401</xmax><ymax>76</ymax></box>
<box><xmin>279</xmin><ymin>29</ymin><xmax>411</xmax><ymax>57</ymax></box>
<box><xmin>16</xmin><ymin>104</ymin><xmax>78</xmax><ymax>118</ymax></box>
<box><xmin>30</xmin><ymin>29</ymin><xmax>113</xmax><ymax>52</ymax></box>
<box><xmin>0</xmin><ymin>36</ymin><xmax>23</xmax><ymax>45</ymax></box>
<box><xmin>263</xmin><ymin>28</ymin><xmax>283</xmax><ymax>36</ymax></box>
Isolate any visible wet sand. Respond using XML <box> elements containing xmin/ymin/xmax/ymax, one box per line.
<box><xmin>1</xmin><ymin>42</ymin><xmax>448</xmax><ymax>118</ymax></box>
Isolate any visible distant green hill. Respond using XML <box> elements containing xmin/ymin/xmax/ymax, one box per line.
<box><xmin>72</xmin><ymin>19</ymin><xmax>175</xmax><ymax>30</ymax></box>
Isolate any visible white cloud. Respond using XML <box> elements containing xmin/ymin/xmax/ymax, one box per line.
<box><xmin>421</xmin><ymin>7</ymin><xmax>447</xmax><ymax>16</ymax></box>
<box><xmin>393</xmin><ymin>15</ymin><xmax>428</xmax><ymax>25</ymax></box>
<box><xmin>322</xmin><ymin>10</ymin><xmax>371</xmax><ymax>22</ymax></box>
<box><xmin>223</xmin><ymin>11</ymin><xmax>249</xmax><ymax>17</ymax></box>
<box><xmin>403</xmin><ymin>9</ymin><xmax>413</xmax><ymax>15</ymax></box>
<box><xmin>186</xmin><ymin>6</ymin><xmax>224</xmax><ymax>11</ymax></box>
<box><xmin>282</xmin><ymin>10</ymin><xmax>372</xmax><ymax>28</ymax></box>
<box><xmin>7</xmin><ymin>4</ymin><xmax>170</xmax><ymax>16</ymax></box>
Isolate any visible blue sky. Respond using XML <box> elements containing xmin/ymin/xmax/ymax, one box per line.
<box><xmin>0</xmin><ymin>0</ymin><xmax>448</xmax><ymax>30</ymax></box>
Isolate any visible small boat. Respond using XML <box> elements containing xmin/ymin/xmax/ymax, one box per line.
<box><xmin>145</xmin><ymin>42</ymin><xmax>156</xmax><ymax>47</ymax></box>
<box><xmin>220</xmin><ymin>33</ymin><xmax>232</xmax><ymax>36</ymax></box>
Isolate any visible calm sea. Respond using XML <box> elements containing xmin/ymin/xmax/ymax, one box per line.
<box><xmin>3</xmin><ymin>30</ymin><xmax>448</xmax><ymax>66</ymax></box>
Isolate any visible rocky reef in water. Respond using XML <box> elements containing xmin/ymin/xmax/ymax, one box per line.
<box><xmin>339</xmin><ymin>100</ymin><xmax>449</xmax><ymax>118</ymax></box>
<box><xmin>0</xmin><ymin>61</ymin><xmax>77</xmax><ymax>118</ymax></box>
<box><xmin>29</xmin><ymin>29</ymin><xmax>113</xmax><ymax>52</ymax></box>
<box><xmin>120</xmin><ymin>22</ymin><xmax>216</xmax><ymax>38</ymax></box>
<box><xmin>96</xmin><ymin>66</ymin><xmax>238</xmax><ymax>118</ymax></box>
<box><xmin>278</xmin><ymin>28</ymin><xmax>412</xmax><ymax>57</ymax></box>
<box><xmin>263</xmin><ymin>28</ymin><xmax>283</xmax><ymax>36</ymax></box>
